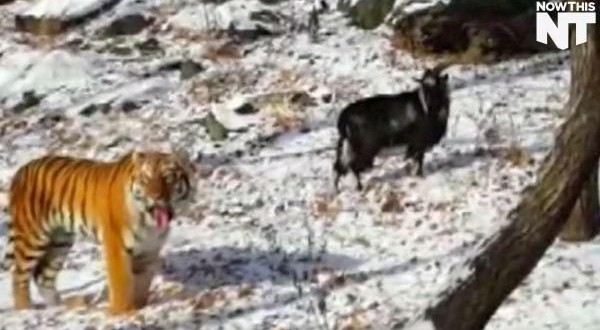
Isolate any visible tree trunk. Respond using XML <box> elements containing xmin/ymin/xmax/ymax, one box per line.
<box><xmin>559</xmin><ymin>170</ymin><xmax>599</xmax><ymax>241</ymax></box>
<box><xmin>560</xmin><ymin>25</ymin><xmax>600</xmax><ymax>242</ymax></box>
<box><xmin>421</xmin><ymin>12</ymin><xmax>600</xmax><ymax>330</ymax></box>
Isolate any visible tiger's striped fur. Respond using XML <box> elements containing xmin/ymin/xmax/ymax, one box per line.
<box><xmin>4</xmin><ymin>150</ymin><xmax>195</xmax><ymax>315</ymax></box>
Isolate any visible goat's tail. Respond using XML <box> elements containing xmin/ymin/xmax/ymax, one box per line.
<box><xmin>334</xmin><ymin>138</ymin><xmax>352</xmax><ymax>171</ymax></box>
<box><xmin>333</xmin><ymin>122</ymin><xmax>354</xmax><ymax>180</ymax></box>
<box><xmin>333</xmin><ymin>136</ymin><xmax>351</xmax><ymax>192</ymax></box>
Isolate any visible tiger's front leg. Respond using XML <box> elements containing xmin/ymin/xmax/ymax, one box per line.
<box><xmin>101</xmin><ymin>226</ymin><xmax>135</xmax><ymax>315</ymax></box>
<box><xmin>131</xmin><ymin>252</ymin><xmax>161</xmax><ymax>308</ymax></box>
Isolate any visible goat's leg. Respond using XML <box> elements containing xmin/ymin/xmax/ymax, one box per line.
<box><xmin>334</xmin><ymin>172</ymin><xmax>341</xmax><ymax>192</ymax></box>
<box><xmin>415</xmin><ymin>151</ymin><xmax>425</xmax><ymax>177</ymax></box>
<box><xmin>351</xmin><ymin>152</ymin><xmax>374</xmax><ymax>191</ymax></box>
<box><xmin>353</xmin><ymin>170</ymin><xmax>363</xmax><ymax>191</ymax></box>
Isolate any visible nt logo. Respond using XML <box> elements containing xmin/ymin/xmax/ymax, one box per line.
<box><xmin>536</xmin><ymin>1</ymin><xmax>597</xmax><ymax>50</ymax></box>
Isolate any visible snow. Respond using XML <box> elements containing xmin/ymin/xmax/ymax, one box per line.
<box><xmin>168</xmin><ymin>0</ymin><xmax>282</xmax><ymax>33</ymax></box>
<box><xmin>0</xmin><ymin>0</ymin><xmax>593</xmax><ymax>329</ymax></box>
<box><xmin>0</xmin><ymin>50</ymin><xmax>93</xmax><ymax>99</ymax></box>
<box><xmin>22</xmin><ymin>0</ymin><xmax>115</xmax><ymax>19</ymax></box>
<box><xmin>210</xmin><ymin>95</ymin><xmax>265</xmax><ymax>131</ymax></box>
<box><xmin>65</xmin><ymin>76</ymin><xmax>175</xmax><ymax>117</ymax></box>
<box><xmin>406</xmin><ymin>320</ymin><xmax>436</xmax><ymax>330</ymax></box>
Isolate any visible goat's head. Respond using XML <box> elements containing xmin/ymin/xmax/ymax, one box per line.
<box><xmin>416</xmin><ymin>62</ymin><xmax>450</xmax><ymax>95</ymax></box>
<box><xmin>414</xmin><ymin>62</ymin><xmax>452</xmax><ymax>120</ymax></box>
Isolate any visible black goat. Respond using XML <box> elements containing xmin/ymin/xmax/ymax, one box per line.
<box><xmin>333</xmin><ymin>64</ymin><xmax>451</xmax><ymax>191</ymax></box>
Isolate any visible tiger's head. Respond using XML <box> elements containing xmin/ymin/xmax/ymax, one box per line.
<box><xmin>129</xmin><ymin>149</ymin><xmax>196</xmax><ymax>228</ymax></box>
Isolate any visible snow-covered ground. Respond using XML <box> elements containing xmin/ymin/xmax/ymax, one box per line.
<box><xmin>0</xmin><ymin>0</ymin><xmax>595</xmax><ymax>329</ymax></box>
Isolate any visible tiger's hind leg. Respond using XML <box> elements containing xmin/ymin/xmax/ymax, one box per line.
<box><xmin>33</xmin><ymin>233</ymin><xmax>74</xmax><ymax>307</ymax></box>
<box><xmin>131</xmin><ymin>252</ymin><xmax>161</xmax><ymax>308</ymax></box>
<box><xmin>11</xmin><ymin>231</ymin><xmax>50</xmax><ymax>310</ymax></box>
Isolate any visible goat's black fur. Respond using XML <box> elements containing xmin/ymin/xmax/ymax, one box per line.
<box><xmin>333</xmin><ymin>66</ymin><xmax>451</xmax><ymax>191</ymax></box>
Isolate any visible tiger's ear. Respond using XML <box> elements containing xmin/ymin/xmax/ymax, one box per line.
<box><xmin>133</xmin><ymin>151</ymin><xmax>155</xmax><ymax>176</ymax></box>
<box><xmin>131</xmin><ymin>150</ymin><xmax>147</xmax><ymax>165</ymax></box>
<box><xmin>172</xmin><ymin>148</ymin><xmax>198</xmax><ymax>176</ymax></box>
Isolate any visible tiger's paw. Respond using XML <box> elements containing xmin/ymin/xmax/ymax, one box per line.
<box><xmin>105</xmin><ymin>305</ymin><xmax>138</xmax><ymax>318</ymax></box>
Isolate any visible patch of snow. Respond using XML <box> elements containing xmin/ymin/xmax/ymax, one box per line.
<box><xmin>0</xmin><ymin>50</ymin><xmax>92</xmax><ymax>99</ymax></box>
<box><xmin>168</xmin><ymin>0</ymin><xmax>281</xmax><ymax>33</ymax></box>
<box><xmin>22</xmin><ymin>0</ymin><xmax>114</xmax><ymax>19</ymax></box>
<box><xmin>210</xmin><ymin>95</ymin><xmax>265</xmax><ymax>131</ymax></box>
<box><xmin>65</xmin><ymin>76</ymin><xmax>175</xmax><ymax>117</ymax></box>
<box><xmin>405</xmin><ymin>320</ymin><xmax>436</xmax><ymax>330</ymax></box>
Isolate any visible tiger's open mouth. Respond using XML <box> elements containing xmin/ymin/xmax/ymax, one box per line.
<box><xmin>149</xmin><ymin>205</ymin><xmax>174</xmax><ymax>229</ymax></box>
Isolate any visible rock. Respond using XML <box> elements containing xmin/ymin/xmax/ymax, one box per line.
<box><xmin>203</xmin><ymin>112</ymin><xmax>229</xmax><ymax>141</ymax></box>
<box><xmin>234</xmin><ymin>103</ymin><xmax>259</xmax><ymax>115</ymax></box>
<box><xmin>80</xmin><ymin>102</ymin><xmax>111</xmax><ymax>116</ymax></box>
<box><xmin>342</xmin><ymin>0</ymin><xmax>397</xmax><ymax>29</ymax></box>
<box><xmin>38</xmin><ymin>114</ymin><xmax>65</xmax><ymax>129</ymax></box>
<box><xmin>290</xmin><ymin>91</ymin><xmax>317</xmax><ymax>107</ymax></box>
<box><xmin>392</xmin><ymin>0</ymin><xmax>548</xmax><ymax>59</ymax></box>
<box><xmin>337</xmin><ymin>0</ymin><xmax>353</xmax><ymax>11</ymax></box>
<box><xmin>157</xmin><ymin>59</ymin><xmax>205</xmax><ymax>80</ymax></box>
<box><xmin>105</xmin><ymin>43</ymin><xmax>133</xmax><ymax>56</ymax></box>
<box><xmin>135</xmin><ymin>37</ymin><xmax>162</xmax><ymax>54</ymax></box>
<box><xmin>119</xmin><ymin>100</ymin><xmax>140</xmax><ymax>113</ymax></box>
<box><xmin>211</xmin><ymin>96</ymin><xmax>264</xmax><ymax>131</ymax></box>
<box><xmin>15</xmin><ymin>16</ymin><xmax>62</xmax><ymax>35</ymax></box>
<box><xmin>227</xmin><ymin>23</ymin><xmax>276</xmax><ymax>42</ymax></box>
<box><xmin>249</xmin><ymin>9</ymin><xmax>282</xmax><ymax>25</ymax></box>
<box><xmin>103</xmin><ymin>13</ymin><xmax>153</xmax><ymax>36</ymax></box>
<box><xmin>16</xmin><ymin>0</ymin><xmax>121</xmax><ymax>35</ymax></box>
<box><xmin>168</xmin><ymin>2</ymin><xmax>283</xmax><ymax>41</ymax></box>
<box><xmin>8</xmin><ymin>91</ymin><xmax>43</xmax><ymax>114</ymax></box>
<box><xmin>180</xmin><ymin>60</ymin><xmax>205</xmax><ymax>80</ymax></box>
<box><xmin>65</xmin><ymin>36</ymin><xmax>85</xmax><ymax>48</ymax></box>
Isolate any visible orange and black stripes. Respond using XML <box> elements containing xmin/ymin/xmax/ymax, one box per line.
<box><xmin>5</xmin><ymin>150</ymin><xmax>194</xmax><ymax>314</ymax></box>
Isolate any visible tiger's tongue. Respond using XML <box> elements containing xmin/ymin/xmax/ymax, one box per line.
<box><xmin>153</xmin><ymin>207</ymin><xmax>171</xmax><ymax>228</ymax></box>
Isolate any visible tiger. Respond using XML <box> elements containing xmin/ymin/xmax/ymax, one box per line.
<box><xmin>3</xmin><ymin>149</ymin><xmax>195</xmax><ymax>315</ymax></box>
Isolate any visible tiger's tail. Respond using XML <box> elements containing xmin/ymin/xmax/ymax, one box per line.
<box><xmin>1</xmin><ymin>190</ymin><xmax>12</xmax><ymax>271</ymax></box>
<box><xmin>2</xmin><ymin>224</ymin><xmax>14</xmax><ymax>271</ymax></box>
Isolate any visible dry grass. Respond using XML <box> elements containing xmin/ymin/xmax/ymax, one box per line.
<box><xmin>390</xmin><ymin>7</ymin><xmax>548</xmax><ymax>64</ymax></box>
<box><xmin>501</xmin><ymin>143</ymin><xmax>535</xmax><ymax>167</ymax></box>
<box><xmin>259</xmin><ymin>69</ymin><xmax>314</xmax><ymax>131</ymax></box>
<box><xmin>366</xmin><ymin>184</ymin><xmax>406</xmax><ymax>215</ymax></box>
<box><xmin>264</xmin><ymin>95</ymin><xmax>304</xmax><ymax>131</ymax></box>
<box><xmin>18</xmin><ymin>17</ymin><xmax>64</xmax><ymax>36</ymax></box>
<box><xmin>191</xmin><ymin>289</ymin><xmax>227</xmax><ymax>311</ymax></box>
<box><xmin>339</xmin><ymin>314</ymin><xmax>368</xmax><ymax>330</ymax></box>
<box><xmin>311</xmin><ymin>193</ymin><xmax>341</xmax><ymax>220</ymax></box>
<box><xmin>202</xmin><ymin>40</ymin><xmax>242</xmax><ymax>62</ymax></box>
<box><xmin>389</xmin><ymin>32</ymin><xmax>491</xmax><ymax>65</ymax></box>
<box><xmin>275</xmin><ymin>69</ymin><xmax>302</xmax><ymax>89</ymax></box>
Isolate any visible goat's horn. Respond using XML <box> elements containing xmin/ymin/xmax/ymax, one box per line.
<box><xmin>431</xmin><ymin>61</ymin><xmax>453</xmax><ymax>74</ymax></box>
